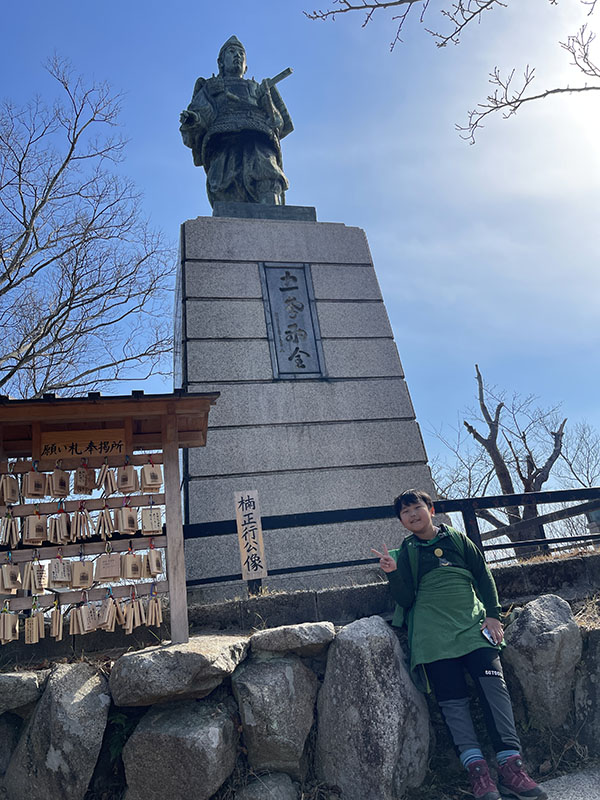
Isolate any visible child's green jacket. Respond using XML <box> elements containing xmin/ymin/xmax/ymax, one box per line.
<box><xmin>387</xmin><ymin>525</ymin><xmax>502</xmax><ymax>691</ymax></box>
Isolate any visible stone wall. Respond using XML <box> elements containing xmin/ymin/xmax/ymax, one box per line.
<box><xmin>1</xmin><ymin>594</ymin><xmax>599</xmax><ymax>800</ymax></box>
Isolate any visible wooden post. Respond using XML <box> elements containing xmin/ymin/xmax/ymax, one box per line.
<box><xmin>123</xmin><ymin>417</ymin><xmax>133</xmax><ymax>456</ymax></box>
<box><xmin>31</xmin><ymin>422</ymin><xmax>41</xmax><ymax>462</ymax></box>
<box><xmin>247</xmin><ymin>579</ymin><xmax>263</xmax><ymax>596</ymax></box>
<box><xmin>162</xmin><ymin>410</ymin><xmax>189</xmax><ymax>644</ymax></box>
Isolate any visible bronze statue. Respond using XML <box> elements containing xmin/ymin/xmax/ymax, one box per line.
<box><xmin>180</xmin><ymin>36</ymin><xmax>293</xmax><ymax>207</ymax></box>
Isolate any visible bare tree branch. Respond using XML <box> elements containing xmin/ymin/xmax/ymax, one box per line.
<box><xmin>504</xmin><ymin>433</ymin><xmax>526</xmax><ymax>486</ymax></box>
<box><xmin>556</xmin><ymin>421</ymin><xmax>600</xmax><ymax>489</ymax></box>
<box><xmin>305</xmin><ymin>0</ymin><xmax>600</xmax><ymax>140</ymax></box>
<box><xmin>431</xmin><ymin>366</ymin><xmax>575</xmax><ymax>547</ymax></box>
<box><xmin>475</xmin><ymin>507</ymin><xmax>507</xmax><ymax>529</ymax></box>
<box><xmin>426</xmin><ymin>0</ymin><xmax>505</xmax><ymax>48</ymax></box>
<box><xmin>530</xmin><ymin>418</ymin><xmax>567</xmax><ymax>491</ymax></box>
<box><xmin>457</xmin><ymin>63</ymin><xmax>600</xmax><ymax>144</ymax></box>
<box><xmin>305</xmin><ymin>0</ymin><xmax>506</xmax><ymax>50</ymax></box>
<box><xmin>465</xmin><ymin>365</ymin><xmax>517</xmax><ymax>505</ymax></box>
<box><xmin>0</xmin><ymin>57</ymin><xmax>174</xmax><ymax>398</ymax></box>
<box><xmin>305</xmin><ymin>0</ymin><xmax>415</xmax><ymax>23</ymax></box>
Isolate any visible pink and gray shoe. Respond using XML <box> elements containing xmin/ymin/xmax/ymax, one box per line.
<box><xmin>467</xmin><ymin>759</ymin><xmax>501</xmax><ymax>800</ymax></box>
<box><xmin>497</xmin><ymin>755</ymin><xmax>548</xmax><ymax>799</ymax></box>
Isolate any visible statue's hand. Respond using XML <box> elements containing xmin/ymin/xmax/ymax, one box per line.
<box><xmin>180</xmin><ymin>109</ymin><xmax>199</xmax><ymax>126</ymax></box>
<box><xmin>257</xmin><ymin>78</ymin><xmax>272</xmax><ymax>100</ymax></box>
<box><xmin>257</xmin><ymin>83</ymin><xmax>283</xmax><ymax>131</ymax></box>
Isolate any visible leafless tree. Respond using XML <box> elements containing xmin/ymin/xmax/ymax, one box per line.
<box><xmin>432</xmin><ymin>365</ymin><xmax>567</xmax><ymax>546</ymax></box>
<box><xmin>305</xmin><ymin>0</ymin><xmax>600</xmax><ymax>142</ymax></box>
<box><xmin>0</xmin><ymin>57</ymin><xmax>173</xmax><ymax>399</ymax></box>
<box><xmin>543</xmin><ymin>420</ymin><xmax>600</xmax><ymax>545</ymax></box>
<box><xmin>556</xmin><ymin>420</ymin><xmax>600</xmax><ymax>489</ymax></box>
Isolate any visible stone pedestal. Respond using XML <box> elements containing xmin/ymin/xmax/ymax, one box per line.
<box><xmin>176</xmin><ymin>213</ymin><xmax>436</xmax><ymax>600</ymax></box>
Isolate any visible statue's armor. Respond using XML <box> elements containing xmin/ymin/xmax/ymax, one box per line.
<box><xmin>204</xmin><ymin>77</ymin><xmax>276</xmax><ymax>141</ymax></box>
<box><xmin>185</xmin><ymin>76</ymin><xmax>290</xmax><ymax>169</ymax></box>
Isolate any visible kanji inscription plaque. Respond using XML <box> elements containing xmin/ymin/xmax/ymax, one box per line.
<box><xmin>260</xmin><ymin>263</ymin><xmax>326</xmax><ymax>379</ymax></box>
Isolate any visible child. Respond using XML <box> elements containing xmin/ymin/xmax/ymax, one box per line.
<box><xmin>372</xmin><ymin>489</ymin><xmax>547</xmax><ymax>800</ymax></box>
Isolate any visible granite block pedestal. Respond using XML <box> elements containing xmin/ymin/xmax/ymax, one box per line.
<box><xmin>175</xmin><ymin>210</ymin><xmax>436</xmax><ymax>600</ymax></box>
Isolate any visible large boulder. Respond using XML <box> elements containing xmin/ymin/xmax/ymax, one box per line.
<box><xmin>122</xmin><ymin>695</ymin><xmax>239</xmax><ymax>800</ymax></box>
<box><xmin>0</xmin><ymin>670</ymin><xmax>50</xmax><ymax>715</ymax></box>
<box><xmin>251</xmin><ymin>622</ymin><xmax>335</xmax><ymax>657</ymax></box>
<box><xmin>109</xmin><ymin>632</ymin><xmax>248</xmax><ymax>706</ymax></box>
<box><xmin>315</xmin><ymin>615</ymin><xmax>429</xmax><ymax>800</ymax></box>
<box><xmin>235</xmin><ymin>772</ymin><xmax>298</xmax><ymax>800</ymax></box>
<box><xmin>574</xmin><ymin>628</ymin><xmax>600</xmax><ymax>756</ymax></box>
<box><xmin>232</xmin><ymin>655</ymin><xmax>318</xmax><ymax>778</ymax></box>
<box><xmin>2</xmin><ymin>663</ymin><xmax>110</xmax><ymax>800</ymax></box>
<box><xmin>503</xmin><ymin>594</ymin><xmax>582</xmax><ymax>729</ymax></box>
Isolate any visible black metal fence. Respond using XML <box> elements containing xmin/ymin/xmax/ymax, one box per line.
<box><xmin>434</xmin><ymin>487</ymin><xmax>600</xmax><ymax>555</ymax></box>
<box><xmin>184</xmin><ymin>486</ymin><xmax>600</xmax><ymax>590</ymax></box>
<box><xmin>184</xmin><ymin>504</ymin><xmax>395</xmax><ymax>589</ymax></box>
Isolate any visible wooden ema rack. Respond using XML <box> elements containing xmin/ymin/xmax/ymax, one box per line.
<box><xmin>0</xmin><ymin>391</ymin><xmax>219</xmax><ymax>644</ymax></box>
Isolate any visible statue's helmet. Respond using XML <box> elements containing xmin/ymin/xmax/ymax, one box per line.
<box><xmin>217</xmin><ymin>36</ymin><xmax>247</xmax><ymax>75</ymax></box>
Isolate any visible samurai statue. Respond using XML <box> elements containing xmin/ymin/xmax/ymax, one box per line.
<box><xmin>180</xmin><ymin>36</ymin><xmax>293</xmax><ymax>206</ymax></box>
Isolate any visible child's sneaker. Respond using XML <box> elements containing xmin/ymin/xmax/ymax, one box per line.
<box><xmin>466</xmin><ymin>758</ymin><xmax>501</xmax><ymax>800</ymax></box>
<box><xmin>497</xmin><ymin>755</ymin><xmax>548</xmax><ymax>799</ymax></box>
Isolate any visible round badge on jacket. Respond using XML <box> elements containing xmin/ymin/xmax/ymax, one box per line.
<box><xmin>434</xmin><ymin>548</ymin><xmax>443</xmax><ymax>558</ymax></box>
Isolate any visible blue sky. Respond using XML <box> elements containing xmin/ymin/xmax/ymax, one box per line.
<box><xmin>2</xmin><ymin>0</ymin><xmax>599</xmax><ymax>464</ymax></box>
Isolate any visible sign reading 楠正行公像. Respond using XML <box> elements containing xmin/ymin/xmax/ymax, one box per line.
<box><xmin>234</xmin><ymin>490</ymin><xmax>267</xmax><ymax>580</ymax></box>
<box><xmin>39</xmin><ymin>429</ymin><xmax>126</xmax><ymax>459</ymax></box>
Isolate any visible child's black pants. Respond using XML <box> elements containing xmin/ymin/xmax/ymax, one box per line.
<box><xmin>425</xmin><ymin>647</ymin><xmax>521</xmax><ymax>756</ymax></box>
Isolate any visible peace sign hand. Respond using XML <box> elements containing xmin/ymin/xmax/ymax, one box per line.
<box><xmin>371</xmin><ymin>543</ymin><xmax>397</xmax><ymax>573</ymax></box>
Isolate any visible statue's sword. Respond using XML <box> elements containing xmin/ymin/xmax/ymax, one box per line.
<box><xmin>224</xmin><ymin>68</ymin><xmax>293</xmax><ymax>102</ymax></box>
<box><xmin>268</xmin><ymin>67</ymin><xmax>293</xmax><ymax>86</ymax></box>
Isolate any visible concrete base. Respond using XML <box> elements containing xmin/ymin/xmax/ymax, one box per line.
<box><xmin>212</xmin><ymin>201</ymin><xmax>317</xmax><ymax>221</ymax></box>
<box><xmin>176</xmin><ymin>214</ymin><xmax>436</xmax><ymax>595</ymax></box>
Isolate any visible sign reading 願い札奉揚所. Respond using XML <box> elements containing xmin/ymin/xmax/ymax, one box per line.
<box><xmin>39</xmin><ymin>429</ymin><xmax>126</xmax><ymax>459</ymax></box>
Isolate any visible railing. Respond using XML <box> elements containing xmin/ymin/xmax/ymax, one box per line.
<box><xmin>184</xmin><ymin>505</ymin><xmax>395</xmax><ymax>591</ymax></box>
<box><xmin>434</xmin><ymin>487</ymin><xmax>600</xmax><ymax>556</ymax></box>
<box><xmin>183</xmin><ymin>486</ymin><xmax>600</xmax><ymax>592</ymax></box>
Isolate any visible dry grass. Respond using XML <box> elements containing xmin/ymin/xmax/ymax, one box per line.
<box><xmin>520</xmin><ymin>715</ymin><xmax>594</xmax><ymax>780</ymax></box>
<box><xmin>521</xmin><ymin>545</ymin><xmax>600</xmax><ymax>565</ymax></box>
<box><xmin>299</xmin><ymin>783</ymin><xmax>341</xmax><ymax>799</ymax></box>
<box><xmin>573</xmin><ymin>595</ymin><xmax>600</xmax><ymax>631</ymax></box>
<box><xmin>489</xmin><ymin>543</ymin><xmax>600</xmax><ymax>567</ymax></box>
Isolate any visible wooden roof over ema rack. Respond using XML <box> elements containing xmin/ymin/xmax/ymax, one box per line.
<box><xmin>0</xmin><ymin>389</ymin><xmax>220</xmax><ymax>462</ymax></box>
<box><xmin>0</xmin><ymin>390</ymin><xmax>219</xmax><ymax>645</ymax></box>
